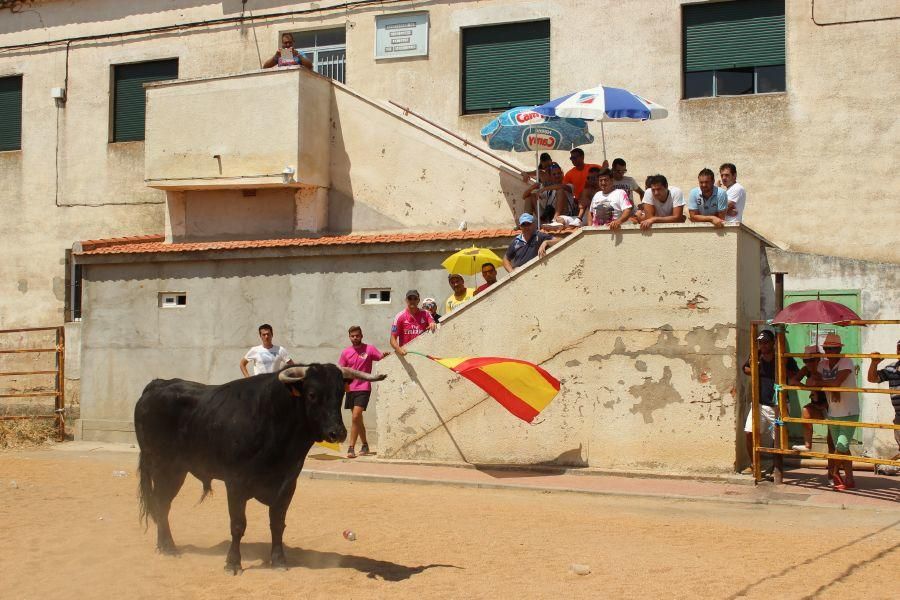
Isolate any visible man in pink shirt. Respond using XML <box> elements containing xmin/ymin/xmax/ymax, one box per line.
<box><xmin>390</xmin><ymin>289</ymin><xmax>436</xmax><ymax>356</ymax></box>
<box><xmin>338</xmin><ymin>325</ymin><xmax>390</xmax><ymax>459</ymax></box>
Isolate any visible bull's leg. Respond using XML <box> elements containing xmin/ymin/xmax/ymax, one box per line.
<box><xmin>269</xmin><ymin>480</ymin><xmax>297</xmax><ymax>570</ymax></box>
<box><xmin>153</xmin><ymin>468</ymin><xmax>188</xmax><ymax>555</ymax></box>
<box><xmin>224</xmin><ymin>484</ymin><xmax>248</xmax><ymax>575</ymax></box>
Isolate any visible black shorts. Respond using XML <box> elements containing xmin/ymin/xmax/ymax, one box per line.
<box><xmin>344</xmin><ymin>390</ymin><xmax>371</xmax><ymax>410</ymax></box>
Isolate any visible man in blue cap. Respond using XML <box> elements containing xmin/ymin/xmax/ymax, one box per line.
<box><xmin>502</xmin><ymin>213</ymin><xmax>559</xmax><ymax>273</ymax></box>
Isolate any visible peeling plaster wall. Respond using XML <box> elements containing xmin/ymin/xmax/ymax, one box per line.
<box><xmin>765</xmin><ymin>249</ymin><xmax>900</xmax><ymax>457</ymax></box>
<box><xmin>376</xmin><ymin>225</ymin><xmax>766</xmax><ymax>474</ymax></box>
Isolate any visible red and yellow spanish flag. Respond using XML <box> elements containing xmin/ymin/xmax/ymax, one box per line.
<box><xmin>426</xmin><ymin>356</ymin><xmax>560</xmax><ymax>423</ymax></box>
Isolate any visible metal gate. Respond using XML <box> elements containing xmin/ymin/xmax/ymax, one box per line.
<box><xmin>0</xmin><ymin>326</ymin><xmax>66</xmax><ymax>441</ymax></box>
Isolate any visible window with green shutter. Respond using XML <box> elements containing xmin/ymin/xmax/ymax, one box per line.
<box><xmin>112</xmin><ymin>59</ymin><xmax>178</xmax><ymax>142</ymax></box>
<box><xmin>462</xmin><ymin>20</ymin><xmax>550</xmax><ymax>115</ymax></box>
<box><xmin>683</xmin><ymin>0</ymin><xmax>785</xmax><ymax>99</ymax></box>
<box><xmin>0</xmin><ymin>75</ymin><xmax>23</xmax><ymax>152</ymax></box>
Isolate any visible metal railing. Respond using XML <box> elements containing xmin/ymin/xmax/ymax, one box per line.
<box><xmin>315</xmin><ymin>48</ymin><xmax>346</xmax><ymax>83</ymax></box>
<box><xmin>749</xmin><ymin>320</ymin><xmax>900</xmax><ymax>482</ymax></box>
<box><xmin>0</xmin><ymin>326</ymin><xmax>66</xmax><ymax>441</ymax></box>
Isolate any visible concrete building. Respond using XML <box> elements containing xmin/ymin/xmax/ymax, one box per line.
<box><xmin>1</xmin><ymin>1</ymin><xmax>897</xmax><ymax>465</ymax></box>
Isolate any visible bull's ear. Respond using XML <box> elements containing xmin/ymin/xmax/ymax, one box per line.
<box><xmin>341</xmin><ymin>367</ymin><xmax>387</xmax><ymax>382</ymax></box>
<box><xmin>278</xmin><ymin>367</ymin><xmax>307</xmax><ymax>383</ymax></box>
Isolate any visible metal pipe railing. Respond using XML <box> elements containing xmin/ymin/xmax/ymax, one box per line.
<box><xmin>387</xmin><ymin>100</ymin><xmax>528</xmax><ymax>175</ymax></box>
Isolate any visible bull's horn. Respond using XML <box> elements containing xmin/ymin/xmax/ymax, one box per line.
<box><xmin>278</xmin><ymin>366</ymin><xmax>307</xmax><ymax>383</ymax></box>
<box><xmin>341</xmin><ymin>367</ymin><xmax>387</xmax><ymax>382</ymax></box>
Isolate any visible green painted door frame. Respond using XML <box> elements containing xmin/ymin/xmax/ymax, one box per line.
<box><xmin>782</xmin><ymin>290</ymin><xmax>861</xmax><ymax>443</ymax></box>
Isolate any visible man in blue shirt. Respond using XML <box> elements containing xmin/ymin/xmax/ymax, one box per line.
<box><xmin>687</xmin><ymin>168</ymin><xmax>728</xmax><ymax>228</ymax></box>
<box><xmin>868</xmin><ymin>339</ymin><xmax>900</xmax><ymax>458</ymax></box>
<box><xmin>502</xmin><ymin>213</ymin><xmax>559</xmax><ymax>272</ymax></box>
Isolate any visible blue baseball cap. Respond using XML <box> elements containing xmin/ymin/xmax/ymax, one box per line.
<box><xmin>519</xmin><ymin>213</ymin><xmax>535</xmax><ymax>225</ymax></box>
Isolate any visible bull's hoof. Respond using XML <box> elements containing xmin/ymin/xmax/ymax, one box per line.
<box><xmin>224</xmin><ymin>563</ymin><xmax>243</xmax><ymax>576</ymax></box>
<box><xmin>271</xmin><ymin>556</ymin><xmax>288</xmax><ymax>571</ymax></box>
<box><xmin>156</xmin><ymin>544</ymin><xmax>179</xmax><ymax>556</ymax></box>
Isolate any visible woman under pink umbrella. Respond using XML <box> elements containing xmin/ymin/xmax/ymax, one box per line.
<box><xmin>816</xmin><ymin>333</ymin><xmax>860</xmax><ymax>490</ymax></box>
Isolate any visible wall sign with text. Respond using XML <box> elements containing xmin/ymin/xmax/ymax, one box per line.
<box><xmin>374</xmin><ymin>12</ymin><xmax>429</xmax><ymax>60</ymax></box>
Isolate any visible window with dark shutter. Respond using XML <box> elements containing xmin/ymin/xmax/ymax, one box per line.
<box><xmin>462</xmin><ymin>20</ymin><xmax>550</xmax><ymax>115</ymax></box>
<box><xmin>112</xmin><ymin>59</ymin><xmax>179</xmax><ymax>142</ymax></box>
<box><xmin>0</xmin><ymin>75</ymin><xmax>23</xmax><ymax>152</ymax></box>
<box><xmin>683</xmin><ymin>0</ymin><xmax>785</xmax><ymax>99</ymax></box>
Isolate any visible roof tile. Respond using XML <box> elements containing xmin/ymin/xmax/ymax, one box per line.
<box><xmin>76</xmin><ymin>229</ymin><xmax>524</xmax><ymax>256</ymax></box>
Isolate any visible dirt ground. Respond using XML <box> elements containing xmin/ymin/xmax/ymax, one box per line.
<box><xmin>1</xmin><ymin>449</ymin><xmax>898</xmax><ymax>600</ymax></box>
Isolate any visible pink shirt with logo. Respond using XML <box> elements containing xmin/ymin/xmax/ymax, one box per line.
<box><xmin>391</xmin><ymin>308</ymin><xmax>434</xmax><ymax>347</ymax></box>
<box><xmin>338</xmin><ymin>344</ymin><xmax>384</xmax><ymax>392</ymax></box>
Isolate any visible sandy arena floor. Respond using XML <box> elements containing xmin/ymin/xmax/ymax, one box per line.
<box><xmin>1</xmin><ymin>448</ymin><xmax>898</xmax><ymax>600</ymax></box>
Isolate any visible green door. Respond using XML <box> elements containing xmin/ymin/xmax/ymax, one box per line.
<box><xmin>783</xmin><ymin>290</ymin><xmax>861</xmax><ymax>444</ymax></box>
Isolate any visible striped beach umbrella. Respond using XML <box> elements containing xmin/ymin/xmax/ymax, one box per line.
<box><xmin>534</xmin><ymin>84</ymin><xmax>668</xmax><ymax>159</ymax></box>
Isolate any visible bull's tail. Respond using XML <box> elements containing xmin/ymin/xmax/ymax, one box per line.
<box><xmin>137</xmin><ymin>450</ymin><xmax>155</xmax><ymax>530</ymax></box>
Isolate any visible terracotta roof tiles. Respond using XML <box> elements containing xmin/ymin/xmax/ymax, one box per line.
<box><xmin>76</xmin><ymin>229</ymin><xmax>522</xmax><ymax>256</ymax></box>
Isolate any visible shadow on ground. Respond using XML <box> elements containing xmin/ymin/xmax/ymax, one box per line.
<box><xmin>180</xmin><ymin>541</ymin><xmax>462</xmax><ymax>581</ymax></box>
<box><xmin>781</xmin><ymin>471</ymin><xmax>900</xmax><ymax>503</ymax></box>
<box><xmin>724</xmin><ymin>519</ymin><xmax>900</xmax><ymax>600</ymax></box>
<box><xmin>474</xmin><ymin>465</ymin><xmax>570</xmax><ymax>479</ymax></box>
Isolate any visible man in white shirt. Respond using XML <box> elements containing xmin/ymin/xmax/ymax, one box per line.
<box><xmin>240</xmin><ymin>323</ymin><xmax>294</xmax><ymax>377</ymax></box>
<box><xmin>590</xmin><ymin>167</ymin><xmax>632</xmax><ymax>230</ymax></box>
<box><xmin>719</xmin><ymin>162</ymin><xmax>746</xmax><ymax>223</ymax></box>
<box><xmin>637</xmin><ymin>174</ymin><xmax>686</xmax><ymax>230</ymax></box>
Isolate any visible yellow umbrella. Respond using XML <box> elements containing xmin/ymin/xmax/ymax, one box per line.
<box><xmin>441</xmin><ymin>246</ymin><xmax>503</xmax><ymax>276</ymax></box>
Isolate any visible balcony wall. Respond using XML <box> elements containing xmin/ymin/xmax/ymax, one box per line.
<box><xmin>144</xmin><ymin>67</ymin><xmax>331</xmax><ymax>190</ymax></box>
<box><xmin>375</xmin><ymin>225</ymin><xmax>770</xmax><ymax>474</ymax></box>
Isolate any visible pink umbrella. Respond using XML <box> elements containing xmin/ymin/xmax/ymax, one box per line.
<box><xmin>771</xmin><ymin>300</ymin><xmax>862</xmax><ymax>325</ymax></box>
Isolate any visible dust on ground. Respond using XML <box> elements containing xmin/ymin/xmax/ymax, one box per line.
<box><xmin>1</xmin><ymin>448</ymin><xmax>898</xmax><ymax>600</ymax></box>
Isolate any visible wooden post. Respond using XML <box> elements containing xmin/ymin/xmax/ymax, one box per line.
<box><xmin>750</xmin><ymin>321</ymin><xmax>761</xmax><ymax>483</ymax></box>
<box><xmin>56</xmin><ymin>326</ymin><xmax>66</xmax><ymax>441</ymax></box>
<box><xmin>774</xmin><ymin>328</ymin><xmax>788</xmax><ymax>484</ymax></box>
<box><xmin>772</xmin><ymin>272</ymin><xmax>785</xmax><ymax>484</ymax></box>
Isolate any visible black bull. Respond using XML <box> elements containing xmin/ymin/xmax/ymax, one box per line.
<box><xmin>134</xmin><ymin>363</ymin><xmax>385</xmax><ymax>573</ymax></box>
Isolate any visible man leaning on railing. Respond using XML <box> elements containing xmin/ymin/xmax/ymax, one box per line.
<box><xmin>867</xmin><ymin>339</ymin><xmax>900</xmax><ymax>466</ymax></box>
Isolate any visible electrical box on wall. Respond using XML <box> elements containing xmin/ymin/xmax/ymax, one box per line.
<box><xmin>158</xmin><ymin>292</ymin><xmax>187</xmax><ymax>308</ymax></box>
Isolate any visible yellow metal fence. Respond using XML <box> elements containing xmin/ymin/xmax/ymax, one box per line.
<box><xmin>750</xmin><ymin>320</ymin><xmax>900</xmax><ymax>482</ymax></box>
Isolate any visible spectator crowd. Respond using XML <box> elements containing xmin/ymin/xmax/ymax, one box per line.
<box><xmin>520</xmin><ymin>148</ymin><xmax>746</xmax><ymax>233</ymax></box>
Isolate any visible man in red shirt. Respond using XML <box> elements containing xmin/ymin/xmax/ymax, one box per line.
<box><xmin>474</xmin><ymin>262</ymin><xmax>498</xmax><ymax>295</ymax></box>
<box><xmin>563</xmin><ymin>147</ymin><xmax>605</xmax><ymax>200</ymax></box>
<box><xmin>390</xmin><ymin>290</ymin><xmax>436</xmax><ymax>356</ymax></box>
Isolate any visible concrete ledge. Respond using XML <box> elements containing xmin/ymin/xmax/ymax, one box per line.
<box><xmin>355</xmin><ymin>456</ymin><xmax>753</xmax><ymax>486</ymax></box>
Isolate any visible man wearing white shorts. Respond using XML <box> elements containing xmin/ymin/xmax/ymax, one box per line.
<box><xmin>742</xmin><ymin>329</ymin><xmax>799</xmax><ymax>473</ymax></box>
